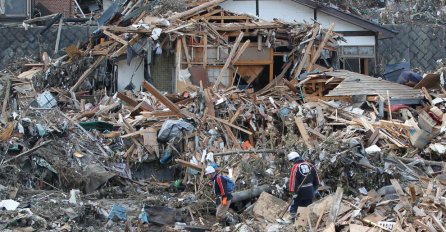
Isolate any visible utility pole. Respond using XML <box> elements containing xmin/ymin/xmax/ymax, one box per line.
<box><xmin>256</xmin><ymin>0</ymin><xmax>259</xmax><ymax>17</ymax></box>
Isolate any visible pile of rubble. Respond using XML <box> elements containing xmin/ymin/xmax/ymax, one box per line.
<box><xmin>0</xmin><ymin>0</ymin><xmax>446</xmax><ymax>231</ymax></box>
<box><xmin>317</xmin><ymin>0</ymin><xmax>446</xmax><ymax>25</ymax></box>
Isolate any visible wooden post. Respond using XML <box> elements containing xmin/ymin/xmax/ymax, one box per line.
<box><xmin>2</xmin><ymin>80</ymin><xmax>11</xmax><ymax>121</ymax></box>
<box><xmin>54</xmin><ymin>16</ymin><xmax>64</xmax><ymax>54</ymax></box>
<box><xmin>181</xmin><ymin>36</ymin><xmax>192</xmax><ymax>68</ymax></box>
<box><xmin>363</xmin><ymin>58</ymin><xmax>369</xmax><ymax>75</ymax></box>
<box><xmin>203</xmin><ymin>35</ymin><xmax>208</xmax><ymax>69</ymax></box>
<box><xmin>175</xmin><ymin>38</ymin><xmax>182</xmax><ymax>92</ymax></box>
<box><xmin>387</xmin><ymin>90</ymin><xmax>392</xmax><ymax>120</ymax></box>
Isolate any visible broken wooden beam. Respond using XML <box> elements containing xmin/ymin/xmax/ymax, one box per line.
<box><xmin>181</xmin><ymin>36</ymin><xmax>192</xmax><ymax>68</ymax></box>
<box><xmin>175</xmin><ymin>159</ymin><xmax>228</xmax><ymax>173</ymax></box>
<box><xmin>2</xmin><ymin>80</ymin><xmax>11</xmax><ymax>121</ymax></box>
<box><xmin>213</xmin><ymin>32</ymin><xmax>244</xmax><ymax>89</ymax></box>
<box><xmin>103</xmin><ymin>29</ymin><xmax>128</xmax><ymax>45</ymax></box>
<box><xmin>3</xmin><ymin>140</ymin><xmax>53</xmax><ymax>164</ymax></box>
<box><xmin>208</xmin><ymin>115</ymin><xmax>252</xmax><ymax>135</ymax></box>
<box><xmin>327</xmin><ymin>187</ymin><xmax>344</xmax><ymax>224</ymax></box>
<box><xmin>213</xmin><ymin>149</ymin><xmax>278</xmax><ymax>157</ymax></box>
<box><xmin>142</xmin><ymin>80</ymin><xmax>192</xmax><ymax>118</ymax></box>
<box><xmin>117</xmin><ymin>92</ymin><xmax>154</xmax><ymax>111</ymax></box>
<box><xmin>307</xmin><ymin>23</ymin><xmax>334</xmax><ymax>71</ymax></box>
<box><xmin>295</xmin><ymin>116</ymin><xmax>314</xmax><ymax>148</ymax></box>
<box><xmin>232</xmin><ymin>40</ymin><xmax>251</xmax><ymax>64</ymax></box>
<box><xmin>70</xmin><ymin>56</ymin><xmax>106</xmax><ymax>92</ymax></box>
<box><xmin>168</xmin><ymin>0</ymin><xmax>226</xmax><ymax>21</ymax></box>
<box><xmin>291</xmin><ymin>24</ymin><xmax>320</xmax><ymax>83</ymax></box>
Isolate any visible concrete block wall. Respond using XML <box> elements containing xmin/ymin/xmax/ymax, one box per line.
<box><xmin>378</xmin><ymin>23</ymin><xmax>446</xmax><ymax>73</ymax></box>
<box><xmin>0</xmin><ymin>25</ymin><xmax>91</xmax><ymax>69</ymax></box>
<box><xmin>0</xmin><ymin>24</ymin><xmax>176</xmax><ymax>93</ymax></box>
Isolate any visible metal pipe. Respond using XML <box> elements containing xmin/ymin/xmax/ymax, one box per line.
<box><xmin>231</xmin><ymin>184</ymin><xmax>270</xmax><ymax>203</ymax></box>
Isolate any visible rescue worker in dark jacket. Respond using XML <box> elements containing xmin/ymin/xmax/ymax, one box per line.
<box><xmin>206</xmin><ymin>166</ymin><xmax>233</xmax><ymax>222</ymax></box>
<box><xmin>287</xmin><ymin>151</ymin><xmax>320</xmax><ymax>221</ymax></box>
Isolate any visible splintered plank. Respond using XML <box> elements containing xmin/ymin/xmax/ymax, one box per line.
<box><xmin>390</xmin><ymin>179</ymin><xmax>411</xmax><ymax>209</ymax></box>
<box><xmin>117</xmin><ymin>92</ymin><xmax>154</xmax><ymax>111</ymax></box>
<box><xmin>307</xmin><ymin>23</ymin><xmax>335</xmax><ymax>71</ymax></box>
<box><xmin>112</xmin><ymin>34</ymin><xmax>142</xmax><ymax>58</ymax></box>
<box><xmin>431</xmin><ymin>214</ymin><xmax>446</xmax><ymax>232</ymax></box>
<box><xmin>232</xmin><ymin>40</ymin><xmax>251</xmax><ymax>64</ymax></box>
<box><xmin>306</xmin><ymin>126</ymin><xmax>326</xmax><ymax>140</ymax></box>
<box><xmin>204</xmin><ymin>88</ymin><xmax>215</xmax><ymax>117</ymax></box>
<box><xmin>295</xmin><ymin>116</ymin><xmax>314</xmax><ymax>148</ymax></box>
<box><xmin>208</xmin><ymin>115</ymin><xmax>252</xmax><ymax>135</ymax></box>
<box><xmin>291</xmin><ymin>24</ymin><xmax>320</xmax><ymax>82</ymax></box>
<box><xmin>102</xmin><ymin>29</ymin><xmax>128</xmax><ymax>45</ymax></box>
<box><xmin>175</xmin><ymin>159</ymin><xmax>227</xmax><ymax>173</ymax></box>
<box><xmin>202</xmin><ymin>35</ymin><xmax>207</xmax><ymax>69</ymax></box>
<box><xmin>142</xmin><ymin>80</ymin><xmax>191</xmax><ymax>118</ymax></box>
<box><xmin>366</xmin><ymin>128</ymin><xmax>381</xmax><ymax>147</ymax></box>
<box><xmin>168</xmin><ymin>0</ymin><xmax>225</xmax><ymax>21</ymax></box>
<box><xmin>70</xmin><ymin>56</ymin><xmax>106</xmax><ymax>92</ymax></box>
<box><xmin>224</xmin><ymin>125</ymin><xmax>242</xmax><ymax>149</ymax></box>
<box><xmin>213</xmin><ymin>32</ymin><xmax>244</xmax><ymax>89</ymax></box>
<box><xmin>2</xmin><ymin>80</ymin><xmax>11</xmax><ymax>121</ymax></box>
<box><xmin>230</xmin><ymin>106</ymin><xmax>243</xmax><ymax>124</ymax></box>
<box><xmin>327</xmin><ymin>187</ymin><xmax>344</xmax><ymax>224</ymax></box>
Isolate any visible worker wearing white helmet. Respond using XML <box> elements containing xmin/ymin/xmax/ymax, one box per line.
<box><xmin>205</xmin><ymin>165</ymin><xmax>235</xmax><ymax>224</ymax></box>
<box><xmin>287</xmin><ymin>151</ymin><xmax>320</xmax><ymax>222</ymax></box>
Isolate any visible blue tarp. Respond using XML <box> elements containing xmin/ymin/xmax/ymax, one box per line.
<box><xmin>383</xmin><ymin>62</ymin><xmax>410</xmax><ymax>82</ymax></box>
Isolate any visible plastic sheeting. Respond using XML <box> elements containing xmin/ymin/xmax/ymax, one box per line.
<box><xmin>157</xmin><ymin>120</ymin><xmax>194</xmax><ymax>142</ymax></box>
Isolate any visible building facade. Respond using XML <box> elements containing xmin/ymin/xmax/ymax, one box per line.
<box><xmin>220</xmin><ymin>0</ymin><xmax>395</xmax><ymax>75</ymax></box>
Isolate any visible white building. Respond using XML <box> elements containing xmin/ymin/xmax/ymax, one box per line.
<box><xmin>220</xmin><ymin>0</ymin><xmax>395</xmax><ymax>75</ymax></box>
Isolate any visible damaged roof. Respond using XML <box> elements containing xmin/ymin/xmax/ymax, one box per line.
<box><xmin>291</xmin><ymin>0</ymin><xmax>397</xmax><ymax>38</ymax></box>
<box><xmin>325</xmin><ymin>70</ymin><xmax>424</xmax><ymax>101</ymax></box>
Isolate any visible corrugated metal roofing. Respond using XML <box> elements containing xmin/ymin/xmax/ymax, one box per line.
<box><xmin>325</xmin><ymin>70</ymin><xmax>423</xmax><ymax>100</ymax></box>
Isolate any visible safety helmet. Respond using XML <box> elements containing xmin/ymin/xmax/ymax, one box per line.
<box><xmin>205</xmin><ymin>166</ymin><xmax>216</xmax><ymax>175</ymax></box>
<box><xmin>287</xmin><ymin>152</ymin><xmax>300</xmax><ymax>161</ymax></box>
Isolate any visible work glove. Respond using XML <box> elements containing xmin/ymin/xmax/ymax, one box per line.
<box><xmin>292</xmin><ymin>194</ymin><xmax>298</xmax><ymax>199</ymax></box>
<box><xmin>222</xmin><ymin>196</ymin><xmax>227</xmax><ymax>206</ymax></box>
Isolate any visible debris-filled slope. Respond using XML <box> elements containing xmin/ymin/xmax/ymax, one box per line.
<box><xmin>0</xmin><ymin>0</ymin><xmax>445</xmax><ymax>231</ymax></box>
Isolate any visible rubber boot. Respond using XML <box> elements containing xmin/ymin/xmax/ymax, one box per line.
<box><xmin>290</xmin><ymin>213</ymin><xmax>297</xmax><ymax>223</ymax></box>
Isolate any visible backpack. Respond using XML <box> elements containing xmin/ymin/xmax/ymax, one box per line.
<box><xmin>221</xmin><ymin>175</ymin><xmax>235</xmax><ymax>192</ymax></box>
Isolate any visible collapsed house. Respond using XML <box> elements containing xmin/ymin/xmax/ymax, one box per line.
<box><xmin>0</xmin><ymin>0</ymin><xmax>446</xmax><ymax>231</ymax></box>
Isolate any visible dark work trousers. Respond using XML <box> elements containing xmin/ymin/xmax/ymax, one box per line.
<box><xmin>290</xmin><ymin>197</ymin><xmax>313</xmax><ymax>214</ymax></box>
